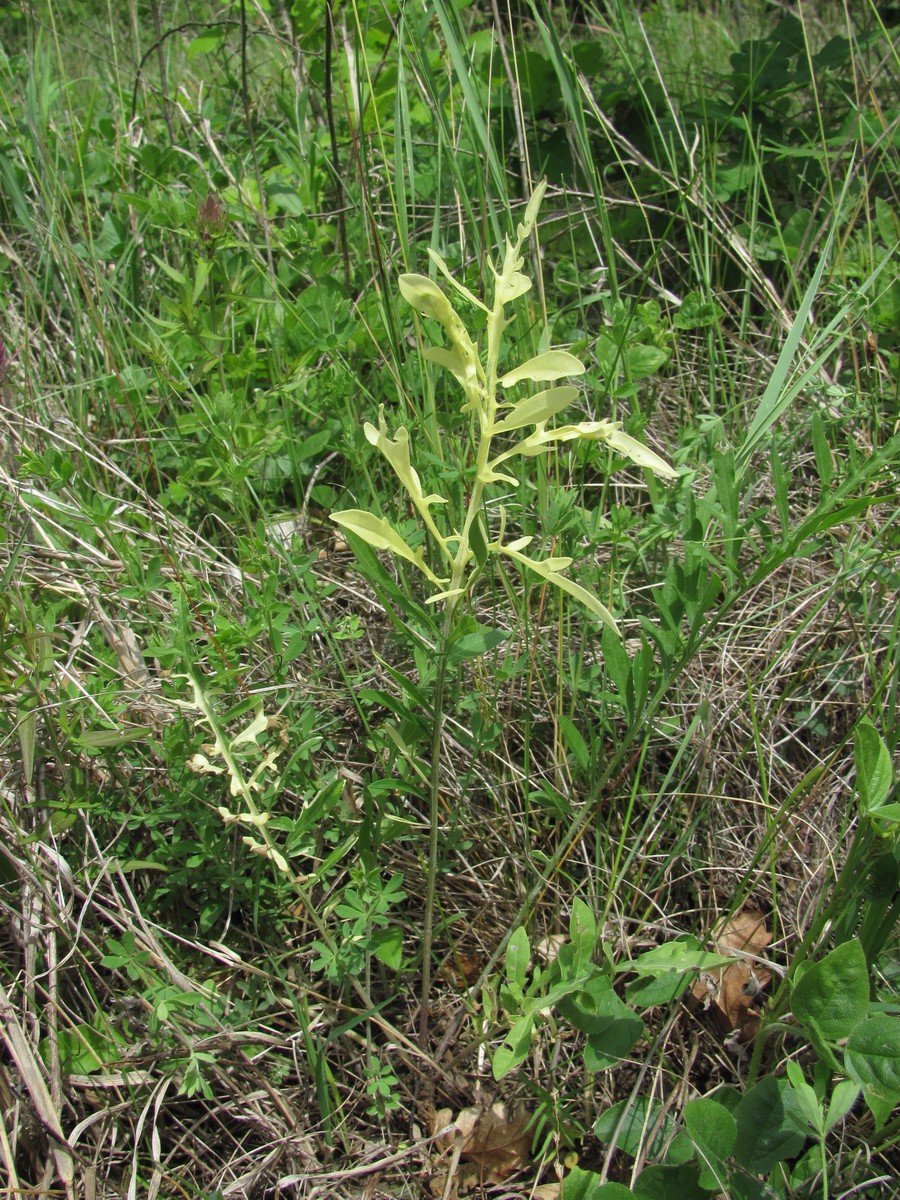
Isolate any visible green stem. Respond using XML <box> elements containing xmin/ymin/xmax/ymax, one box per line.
<box><xmin>419</xmin><ymin>603</ymin><xmax>456</xmax><ymax>1049</ymax></box>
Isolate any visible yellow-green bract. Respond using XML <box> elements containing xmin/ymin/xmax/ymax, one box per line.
<box><xmin>332</xmin><ymin>181</ymin><xmax>678</xmax><ymax>635</ymax></box>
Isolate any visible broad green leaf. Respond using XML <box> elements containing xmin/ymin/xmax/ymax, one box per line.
<box><xmin>855</xmin><ymin>718</ymin><xmax>894</xmax><ymax>815</ymax></box>
<box><xmin>558</xmin><ymin>975</ymin><xmax>623</xmax><ymax>1035</ymax></box>
<box><xmin>845</xmin><ymin>1014</ymin><xmax>900</xmax><ymax>1103</ymax></box>
<box><xmin>594</xmin><ymin>1095</ymin><xmax>675</xmax><ymax>1159</ymax></box>
<box><xmin>187</xmin><ymin>31</ymin><xmax>225</xmax><ymax>58</ymax></box>
<box><xmin>500</xmin><ymin>350</ymin><xmax>586</xmax><ymax>387</ymax></box>
<box><xmin>568</xmin><ymin>897</ymin><xmax>597</xmax><ymax>966</ymax></box>
<box><xmin>565</xmin><ymin>978</ymin><xmax>643</xmax><ymax>1069</ymax></box>
<box><xmin>491</xmin><ymin>386</ymin><xmax>579</xmax><ymax>432</ymax></box>
<box><xmin>560</xmin><ymin>716</ymin><xmax>591</xmax><ymax>773</ymax></box>
<box><xmin>784</xmin><ymin>1061</ymin><xmax>822</xmax><ymax>1133</ymax></box>
<box><xmin>561</xmin><ymin>1166</ymin><xmax>632</xmax><ymax>1199</ymax></box>
<box><xmin>792</xmin><ymin>940</ymin><xmax>869</xmax><ymax>1042</ymax></box>
<box><xmin>684</xmin><ymin>1098</ymin><xmax>735</xmax><ymax>1190</ymax></box>
<box><xmin>564</xmin><ymin>1171</ymin><xmax>633</xmax><ymax>1200</ymax></box>
<box><xmin>583</xmin><ymin>1018</ymin><xmax>644</xmax><ymax>1071</ymax></box>
<box><xmin>733</xmin><ymin>1075</ymin><xmax>812</xmax><ymax>1172</ymax></box>
<box><xmin>625</xmin><ymin>343</ymin><xmax>669</xmax><ymax>379</ymax></box>
<box><xmin>372</xmin><ymin>927</ymin><xmax>403</xmax><ymax>971</ymax></box>
<box><xmin>632</xmin><ymin>1162</ymin><xmax>706</xmax><ymax>1200</ymax></box>
<box><xmin>331</xmin><ymin>510</ymin><xmax>446</xmax><ymax>586</ymax></box>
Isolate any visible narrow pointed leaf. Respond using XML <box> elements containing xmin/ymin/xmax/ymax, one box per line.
<box><xmin>500</xmin><ymin>544</ymin><xmax>618</xmax><ymax>632</ymax></box>
<box><xmin>607</xmin><ymin>429</ymin><xmax>678</xmax><ymax>478</ymax></box>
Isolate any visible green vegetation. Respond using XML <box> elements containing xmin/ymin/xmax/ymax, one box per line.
<box><xmin>0</xmin><ymin>0</ymin><xmax>898</xmax><ymax>1196</ymax></box>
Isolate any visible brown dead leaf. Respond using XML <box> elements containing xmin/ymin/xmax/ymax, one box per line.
<box><xmin>691</xmin><ymin>909</ymin><xmax>772</xmax><ymax>1039</ymax></box>
<box><xmin>433</xmin><ymin>1102</ymin><xmax>531</xmax><ymax>1184</ymax></box>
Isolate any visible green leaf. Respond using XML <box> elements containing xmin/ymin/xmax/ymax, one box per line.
<box><xmin>855</xmin><ymin>718</ymin><xmax>894</xmax><ymax>815</ymax></box>
<box><xmin>792</xmin><ymin>940</ymin><xmax>869</xmax><ymax>1042</ymax></box>
<box><xmin>621</xmin><ymin>940</ymin><xmax>733</xmax><ymax>977</ymax></box>
<box><xmin>187</xmin><ymin>31</ymin><xmax>225</xmax><ymax>59</ymax></box>
<box><xmin>845</xmin><ymin>1014</ymin><xmax>900</xmax><ymax>1103</ymax></box>
<box><xmin>506</xmin><ymin>926</ymin><xmax>530</xmax><ymax>991</ymax></box>
<box><xmin>42</xmin><ymin>1024</ymin><xmax>112</xmax><ymax>1075</ymax></box>
<box><xmin>372</xmin><ymin>927</ymin><xmax>403</xmax><ymax>971</ymax></box>
<box><xmin>500</xmin><ymin>350</ymin><xmax>586</xmax><ymax>387</ymax></box>
<box><xmin>624</xmin><ymin>343</ymin><xmax>669</xmax><ymax>379</ymax></box>
<box><xmin>567</xmin><ymin>898</ymin><xmax>597</xmax><ymax>974</ymax></box>
<box><xmin>824</xmin><ymin>1080</ymin><xmax>860</xmax><ymax>1132</ymax></box>
<box><xmin>632</xmin><ymin>1162</ymin><xmax>706</xmax><ymax>1200</ymax></box>
<box><xmin>732</xmin><ymin>1075</ymin><xmax>810</xmax><ymax>1172</ymax></box>
<box><xmin>562</xmin><ymin>1166</ymin><xmax>632</xmax><ymax>1199</ymax></box>
<box><xmin>810</xmin><ymin>410</ymin><xmax>833</xmax><ymax>489</ymax></box>
<box><xmin>447</xmin><ymin>625</ymin><xmax>507</xmax><ymax>668</ymax></box>
<box><xmin>559</xmin><ymin>715</ymin><xmax>590</xmax><ymax>773</ymax></box>
<box><xmin>683</xmin><ymin>1098</ymin><xmax>735</xmax><ymax>1190</ymax></box>
<box><xmin>492</xmin><ymin>1012</ymin><xmax>534</xmax><ymax>1079</ymax></box>
<box><xmin>594</xmin><ymin>1096</ymin><xmax>675</xmax><ymax>1159</ymax></box>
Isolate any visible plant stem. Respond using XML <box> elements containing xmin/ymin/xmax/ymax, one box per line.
<box><xmin>419</xmin><ymin>605</ymin><xmax>455</xmax><ymax>1050</ymax></box>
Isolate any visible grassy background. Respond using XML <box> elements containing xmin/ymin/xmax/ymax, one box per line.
<box><xmin>1</xmin><ymin>0</ymin><xmax>899</xmax><ymax>1195</ymax></box>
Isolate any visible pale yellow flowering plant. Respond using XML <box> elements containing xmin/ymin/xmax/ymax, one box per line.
<box><xmin>333</xmin><ymin>184</ymin><xmax>679</xmax><ymax>1047</ymax></box>
<box><xmin>333</xmin><ymin>181</ymin><xmax>677</xmax><ymax>634</ymax></box>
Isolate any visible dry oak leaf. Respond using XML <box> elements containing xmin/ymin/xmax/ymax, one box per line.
<box><xmin>433</xmin><ymin>1102</ymin><xmax>531</xmax><ymax>1183</ymax></box>
<box><xmin>691</xmin><ymin>908</ymin><xmax>773</xmax><ymax>1040</ymax></box>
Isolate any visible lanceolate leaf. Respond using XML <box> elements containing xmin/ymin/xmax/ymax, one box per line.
<box><xmin>332</xmin><ymin>510</ymin><xmax>447</xmax><ymax>586</ymax></box>
<box><xmin>491</xmin><ymin>386</ymin><xmax>579</xmax><ymax>432</ymax></box>
<box><xmin>499</xmin><ymin>543</ymin><xmax>618</xmax><ymax>632</ymax></box>
<box><xmin>607</xmin><ymin>429</ymin><xmax>680</xmax><ymax>478</ymax></box>
<box><xmin>500</xmin><ymin>350</ymin><xmax>586</xmax><ymax>387</ymax></box>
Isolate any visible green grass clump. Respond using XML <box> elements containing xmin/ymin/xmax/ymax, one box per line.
<box><xmin>0</xmin><ymin>0</ymin><xmax>898</xmax><ymax>1196</ymax></box>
